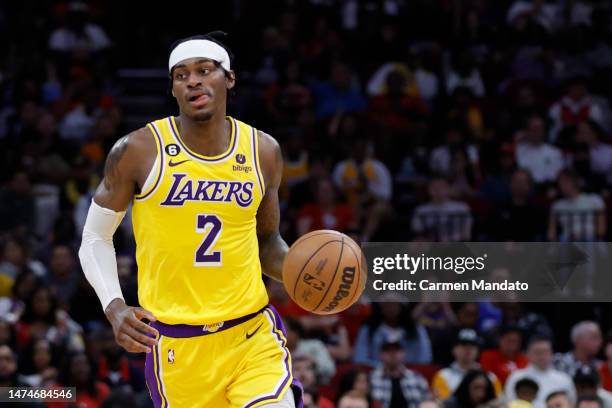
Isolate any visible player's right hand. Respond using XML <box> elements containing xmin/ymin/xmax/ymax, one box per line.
<box><xmin>105</xmin><ymin>298</ymin><xmax>159</xmax><ymax>353</ymax></box>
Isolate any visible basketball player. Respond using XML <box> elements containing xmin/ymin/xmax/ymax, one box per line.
<box><xmin>78</xmin><ymin>32</ymin><xmax>302</xmax><ymax>407</ymax></box>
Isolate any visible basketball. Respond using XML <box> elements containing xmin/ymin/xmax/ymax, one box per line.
<box><xmin>282</xmin><ymin>230</ymin><xmax>367</xmax><ymax>315</ymax></box>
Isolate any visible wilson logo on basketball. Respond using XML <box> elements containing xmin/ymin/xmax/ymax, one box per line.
<box><xmin>321</xmin><ymin>266</ymin><xmax>356</xmax><ymax>313</ymax></box>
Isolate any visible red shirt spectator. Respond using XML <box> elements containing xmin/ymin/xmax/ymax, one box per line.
<box><xmin>296</xmin><ymin>178</ymin><xmax>355</xmax><ymax>236</ymax></box>
<box><xmin>480</xmin><ymin>325</ymin><xmax>528</xmax><ymax>384</ymax></box>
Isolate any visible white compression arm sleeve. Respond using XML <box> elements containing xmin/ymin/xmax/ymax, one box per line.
<box><xmin>78</xmin><ymin>199</ymin><xmax>126</xmax><ymax>311</ymax></box>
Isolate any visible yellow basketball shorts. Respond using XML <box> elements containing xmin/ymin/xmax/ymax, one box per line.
<box><xmin>144</xmin><ymin>305</ymin><xmax>303</xmax><ymax>408</ymax></box>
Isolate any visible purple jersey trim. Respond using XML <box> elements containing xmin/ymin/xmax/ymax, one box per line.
<box><xmin>150</xmin><ymin>306</ymin><xmax>266</xmax><ymax>338</ymax></box>
<box><xmin>168</xmin><ymin>116</ymin><xmax>238</xmax><ymax>163</ymax></box>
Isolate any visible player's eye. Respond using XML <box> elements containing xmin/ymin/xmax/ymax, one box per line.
<box><xmin>201</xmin><ymin>68</ymin><xmax>210</xmax><ymax>75</ymax></box>
<box><xmin>175</xmin><ymin>72</ymin><xmax>187</xmax><ymax>80</ymax></box>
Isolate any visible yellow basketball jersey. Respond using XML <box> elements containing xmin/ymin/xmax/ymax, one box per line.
<box><xmin>132</xmin><ymin>116</ymin><xmax>268</xmax><ymax>325</ymax></box>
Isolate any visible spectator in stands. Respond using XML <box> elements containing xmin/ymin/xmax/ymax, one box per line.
<box><xmin>545</xmin><ymin>391</ymin><xmax>573</xmax><ymax>408</ymax></box>
<box><xmin>555</xmin><ymin>321</ymin><xmax>603</xmax><ymax>377</ymax></box>
<box><xmin>599</xmin><ymin>332</ymin><xmax>612</xmax><ymax>392</ymax></box>
<box><xmin>445</xmin><ymin>51</ymin><xmax>486</xmax><ymax>99</ymax></box>
<box><xmin>481</xmin><ymin>324</ymin><xmax>529</xmax><ymax>385</ymax></box>
<box><xmin>549</xmin><ymin>78</ymin><xmax>604</xmax><ymax>143</ymax></box>
<box><xmin>412</xmin><ymin>302</ymin><xmax>457</xmax><ymax>364</ymax></box>
<box><xmin>515</xmin><ymin>114</ymin><xmax>564</xmax><ymax>185</ymax></box>
<box><xmin>337</xmin><ymin>369</ymin><xmax>380</xmax><ymax>408</ymax></box>
<box><xmin>506</xmin><ymin>336</ymin><xmax>576</xmax><ymax>408</ymax></box>
<box><xmin>0</xmin><ymin>268</ymin><xmax>41</xmax><ymax>324</ymax></box>
<box><xmin>495</xmin><ymin>169</ymin><xmax>547</xmax><ymax>241</ymax></box>
<box><xmin>432</xmin><ymin>329</ymin><xmax>502</xmax><ymax>399</ymax></box>
<box><xmin>16</xmin><ymin>286</ymin><xmax>83</xmax><ymax>352</ymax></box>
<box><xmin>332</xmin><ymin>138</ymin><xmax>393</xmax><ymax>242</ymax></box>
<box><xmin>577</xmin><ymin>396</ymin><xmax>605</xmax><ymax>408</ymax></box>
<box><xmin>296</xmin><ymin>178</ymin><xmax>356</xmax><ymax>236</ymax></box>
<box><xmin>500</xmin><ymin>304</ymin><xmax>554</xmax><ymax>342</ymax></box>
<box><xmin>56</xmin><ymin>351</ymin><xmax>110</xmax><ymax>407</ymax></box>
<box><xmin>548</xmin><ymin>170</ymin><xmax>607</xmax><ymax>241</ymax></box>
<box><xmin>95</xmin><ymin>327</ymin><xmax>145</xmax><ymax>394</ymax></box>
<box><xmin>419</xmin><ymin>400</ymin><xmax>443</xmax><ymax>408</ymax></box>
<box><xmin>429</xmin><ymin>125</ymin><xmax>479</xmax><ymax>181</ymax></box>
<box><xmin>47</xmin><ymin>244</ymin><xmax>80</xmax><ymax>308</ymax></box>
<box><xmin>0</xmin><ymin>171</ymin><xmax>36</xmax><ymax>234</ymax></box>
<box><xmin>0</xmin><ymin>344</ymin><xmax>26</xmax><ymax>387</ymax></box>
<box><xmin>302</xmin><ymin>387</ymin><xmax>318</xmax><ymax>408</ymax></box>
<box><xmin>285</xmin><ymin>317</ymin><xmax>336</xmax><ymax>383</ymax></box>
<box><xmin>479</xmin><ymin>143</ymin><xmax>516</xmax><ymax>206</ymax></box>
<box><xmin>443</xmin><ymin>369</ymin><xmax>498</xmax><ymax>408</ymax></box>
<box><xmin>370</xmin><ymin>340</ymin><xmax>430</xmax><ymax>408</ymax></box>
<box><xmin>0</xmin><ymin>319</ymin><xmax>17</xmax><ymax>348</ymax></box>
<box><xmin>311</xmin><ymin>61</ymin><xmax>367</xmax><ymax>120</ymax></box>
<box><xmin>338</xmin><ymin>390</ymin><xmax>370</xmax><ymax>408</ymax></box>
<box><xmin>573</xmin><ymin>120</ymin><xmax>612</xmax><ymax>187</ymax></box>
<box><xmin>511</xmin><ymin>377</ymin><xmax>540</xmax><ymax>407</ymax></box>
<box><xmin>0</xmin><ymin>237</ymin><xmax>46</xmax><ymax>282</ymax></box>
<box><xmin>293</xmin><ymin>354</ymin><xmax>334</xmax><ymax>408</ymax></box>
<box><xmin>17</xmin><ymin>338</ymin><xmax>57</xmax><ymax>386</ymax></box>
<box><xmin>573</xmin><ymin>365</ymin><xmax>612</xmax><ymax>408</ymax></box>
<box><xmin>412</xmin><ymin>177</ymin><xmax>473</xmax><ymax>241</ymax></box>
<box><xmin>367</xmin><ymin>64</ymin><xmax>429</xmax><ymax>132</ymax></box>
<box><xmin>353</xmin><ymin>302</ymin><xmax>432</xmax><ymax>366</ymax></box>
<box><xmin>48</xmin><ymin>2</ymin><xmax>111</xmax><ymax>54</ymax></box>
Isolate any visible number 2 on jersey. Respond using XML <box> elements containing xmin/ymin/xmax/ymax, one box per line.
<box><xmin>195</xmin><ymin>214</ymin><xmax>222</xmax><ymax>266</ymax></box>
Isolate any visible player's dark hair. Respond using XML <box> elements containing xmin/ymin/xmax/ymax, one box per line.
<box><xmin>167</xmin><ymin>31</ymin><xmax>235</xmax><ymax>96</ymax></box>
<box><xmin>515</xmin><ymin>377</ymin><xmax>539</xmax><ymax>394</ymax></box>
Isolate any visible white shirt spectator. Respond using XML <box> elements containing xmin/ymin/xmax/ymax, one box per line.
<box><xmin>59</xmin><ymin>105</ymin><xmax>94</xmax><ymax>141</ymax></box>
<box><xmin>549</xmin><ymin>96</ymin><xmax>604</xmax><ymax>142</ymax></box>
<box><xmin>506</xmin><ymin>1</ymin><xmax>561</xmax><ymax>32</ymax></box>
<box><xmin>295</xmin><ymin>339</ymin><xmax>336</xmax><ymax>384</ymax></box>
<box><xmin>49</xmin><ymin>23</ymin><xmax>111</xmax><ymax>53</ymax></box>
<box><xmin>589</xmin><ymin>143</ymin><xmax>612</xmax><ymax>186</ymax></box>
<box><xmin>430</xmin><ymin>145</ymin><xmax>479</xmax><ymax>177</ymax></box>
<box><xmin>505</xmin><ymin>364</ymin><xmax>576</xmax><ymax>408</ymax></box>
<box><xmin>515</xmin><ymin>142</ymin><xmax>563</xmax><ymax>184</ymax></box>
<box><xmin>551</xmin><ymin>193</ymin><xmax>605</xmax><ymax>241</ymax></box>
<box><xmin>412</xmin><ymin>201</ymin><xmax>472</xmax><ymax>241</ymax></box>
<box><xmin>446</xmin><ymin>69</ymin><xmax>485</xmax><ymax>98</ymax></box>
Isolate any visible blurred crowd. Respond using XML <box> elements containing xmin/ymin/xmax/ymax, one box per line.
<box><xmin>2</xmin><ymin>0</ymin><xmax>612</xmax><ymax>407</ymax></box>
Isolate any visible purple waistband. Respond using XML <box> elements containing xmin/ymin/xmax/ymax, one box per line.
<box><xmin>151</xmin><ymin>306</ymin><xmax>266</xmax><ymax>338</ymax></box>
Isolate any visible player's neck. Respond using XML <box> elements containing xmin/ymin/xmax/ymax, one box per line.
<box><xmin>176</xmin><ymin>113</ymin><xmax>231</xmax><ymax>157</ymax></box>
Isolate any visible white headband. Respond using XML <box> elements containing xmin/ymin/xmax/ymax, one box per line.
<box><xmin>168</xmin><ymin>39</ymin><xmax>231</xmax><ymax>72</ymax></box>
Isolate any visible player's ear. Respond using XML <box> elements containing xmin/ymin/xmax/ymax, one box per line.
<box><xmin>226</xmin><ymin>70</ymin><xmax>236</xmax><ymax>90</ymax></box>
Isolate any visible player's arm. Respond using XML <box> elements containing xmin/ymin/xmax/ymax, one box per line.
<box><xmin>78</xmin><ymin>127</ymin><xmax>159</xmax><ymax>353</ymax></box>
<box><xmin>256</xmin><ymin>130</ymin><xmax>288</xmax><ymax>282</ymax></box>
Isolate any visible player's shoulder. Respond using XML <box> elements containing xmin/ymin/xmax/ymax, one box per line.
<box><xmin>254</xmin><ymin>129</ymin><xmax>281</xmax><ymax>188</ymax></box>
<box><xmin>105</xmin><ymin>126</ymin><xmax>156</xmax><ymax>173</ymax></box>
<box><xmin>257</xmin><ymin>129</ymin><xmax>280</xmax><ymax>155</ymax></box>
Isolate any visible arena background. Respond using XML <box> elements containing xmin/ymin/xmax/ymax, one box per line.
<box><xmin>1</xmin><ymin>1</ymin><xmax>612</xmax><ymax>407</ymax></box>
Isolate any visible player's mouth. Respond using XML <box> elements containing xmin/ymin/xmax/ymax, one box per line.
<box><xmin>187</xmin><ymin>91</ymin><xmax>211</xmax><ymax>108</ymax></box>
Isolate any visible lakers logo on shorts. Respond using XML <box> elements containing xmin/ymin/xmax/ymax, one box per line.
<box><xmin>202</xmin><ymin>322</ymin><xmax>224</xmax><ymax>333</ymax></box>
